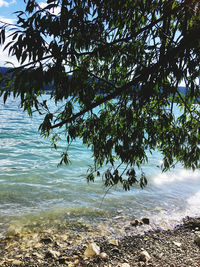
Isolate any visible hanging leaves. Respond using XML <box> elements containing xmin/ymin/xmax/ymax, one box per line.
<box><xmin>0</xmin><ymin>0</ymin><xmax>200</xmax><ymax>189</ymax></box>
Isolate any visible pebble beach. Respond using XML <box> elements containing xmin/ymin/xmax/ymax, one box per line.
<box><xmin>0</xmin><ymin>216</ymin><xmax>200</xmax><ymax>266</ymax></box>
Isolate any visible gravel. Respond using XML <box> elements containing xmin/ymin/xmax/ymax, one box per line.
<box><xmin>0</xmin><ymin>216</ymin><xmax>199</xmax><ymax>266</ymax></box>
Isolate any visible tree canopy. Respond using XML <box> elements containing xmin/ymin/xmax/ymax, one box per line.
<box><xmin>0</xmin><ymin>0</ymin><xmax>200</xmax><ymax>190</ymax></box>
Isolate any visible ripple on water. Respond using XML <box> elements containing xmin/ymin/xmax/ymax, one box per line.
<box><xmin>0</xmin><ymin>96</ymin><xmax>200</xmax><ymax>238</ymax></box>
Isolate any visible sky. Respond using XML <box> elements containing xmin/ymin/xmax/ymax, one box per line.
<box><xmin>0</xmin><ymin>1</ymin><xmax>191</xmax><ymax>86</ymax></box>
<box><xmin>0</xmin><ymin>0</ymin><xmax>47</xmax><ymax>67</ymax></box>
<box><xmin>0</xmin><ymin>0</ymin><xmax>26</xmax><ymax>66</ymax></box>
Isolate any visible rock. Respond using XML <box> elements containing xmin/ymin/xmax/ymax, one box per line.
<box><xmin>12</xmin><ymin>260</ymin><xmax>23</xmax><ymax>265</ymax></box>
<box><xmin>100</xmin><ymin>252</ymin><xmax>108</xmax><ymax>259</ymax></box>
<box><xmin>184</xmin><ymin>217</ymin><xmax>200</xmax><ymax>229</ymax></box>
<box><xmin>130</xmin><ymin>219</ymin><xmax>140</xmax><ymax>227</ymax></box>
<box><xmin>121</xmin><ymin>263</ymin><xmax>131</xmax><ymax>267</ymax></box>
<box><xmin>138</xmin><ymin>262</ymin><xmax>145</xmax><ymax>267</ymax></box>
<box><xmin>32</xmin><ymin>252</ymin><xmax>43</xmax><ymax>259</ymax></box>
<box><xmin>34</xmin><ymin>243</ymin><xmax>42</xmax><ymax>249</ymax></box>
<box><xmin>58</xmin><ymin>258</ymin><xmax>66</xmax><ymax>264</ymax></box>
<box><xmin>74</xmin><ymin>259</ymin><xmax>80</xmax><ymax>265</ymax></box>
<box><xmin>111</xmin><ymin>247</ymin><xmax>120</xmax><ymax>253</ymax></box>
<box><xmin>157</xmin><ymin>252</ymin><xmax>164</xmax><ymax>259</ymax></box>
<box><xmin>109</xmin><ymin>239</ymin><xmax>119</xmax><ymax>246</ymax></box>
<box><xmin>73</xmin><ymin>255</ymin><xmax>79</xmax><ymax>259</ymax></box>
<box><xmin>139</xmin><ymin>250</ymin><xmax>151</xmax><ymax>262</ymax></box>
<box><xmin>84</xmin><ymin>243</ymin><xmax>100</xmax><ymax>257</ymax></box>
<box><xmin>192</xmin><ymin>219</ymin><xmax>200</xmax><ymax>228</ymax></box>
<box><xmin>173</xmin><ymin>241</ymin><xmax>182</xmax><ymax>247</ymax></box>
<box><xmin>45</xmin><ymin>249</ymin><xmax>61</xmax><ymax>259</ymax></box>
<box><xmin>6</xmin><ymin>226</ymin><xmax>22</xmax><ymax>237</ymax></box>
<box><xmin>40</xmin><ymin>237</ymin><xmax>53</xmax><ymax>244</ymax></box>
<box><xmin>142</xmin><ymin>218</ymin><xmax>150</xmax><ymax>225</ymax></box>
<box><xmin>194</xmin><ymin>235</ymin><xmax>200</xmax><ymax>246</ymax></box>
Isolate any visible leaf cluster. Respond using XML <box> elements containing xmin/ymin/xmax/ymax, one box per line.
<box><xmin>0</xmin><ymin>0</ymin><xmax>200</xmax><ymax>190</ymax></box>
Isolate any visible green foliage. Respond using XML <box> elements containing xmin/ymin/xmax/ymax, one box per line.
<box><xmin>0</xmin><ymin>0</ymin><xmax>200</xmax><ymax>190</ymax></box>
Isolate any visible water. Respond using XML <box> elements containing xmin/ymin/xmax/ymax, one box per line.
<box><xmin>0</xmin><ymin>95</ymin><xmax>200</xmax><ymax>237</ymax></box>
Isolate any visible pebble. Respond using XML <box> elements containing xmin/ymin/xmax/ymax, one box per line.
<box><xmin>142</xmin><ymin>218</ymin><xmax>150</xmax><ymax>225</ymax></box>
<box><xmin>58</xmin><ymin>258</ymin><xmax>66</xmax><ymax>264</ymax></box>
<box><xmin>109</xmin><ymin>239</ymin><xmax>119</xmax><ymax>246</ymax></box>
<box><xmin>2</xmin><ymin>216</ymin><xmax>200</xmax><ymax>266</ymax></box>
<box><xmin>157</xmin><ymin>252</ymin><xmax>164</xmax><ymax>259</ymax></box>
<box><xmin>139</xmin><ymin>250</ymin><xmax>151</xmax><ymax>262</ymax></box>
<box><xmin>74</xmin><ymin>259</ymin><xmax>80</xmax><ymax>265</ymax></box>
<box><xmin>12</xmin><ymin>260</ymin><xmax>23</xmax><ymax>265</ymax></box>
<box><xmin>32</xmin><ymin>252</ymin><xmax>43</xmax><ymax>259</ymax></box>
<box><xmin>84</xmin><ymin>242</ymin><xmax>100</xmax><ymax>257</ymax></box>
<box><xmin>173</xmin><ymin>241</ymin><xmax>182</xmax><ymax>247</ymax></box>
<box><xmin>46</xmin><ymin>249</ymin><xmax>61</xmax><ymax>259</ymax></box>
<box><xmin>194</xmin><ymin>235</ymin><xmax>200</xmax><ymax>246</ymax></box>
<box><xmin>130</xmin><ymin>219</ymin><xmax>139</xmax><ymax>227</ymax></box>
<box><xmin>100</xmin><ymin>252</ymin><xmax>108</xmax><ymax>259</ymax></box>
<box><xmin>40</xmin><ymin>237</ymin><xmax>53</xmax><ymax>244</ymax></box>
<box><xmin>131</xmin><ymin>218</ymin><xmax>150</xmax><ymax>226</ymax></box>
<box><xmin>121</xmin><ymin>263</ymin><xmax>130</xmax><ymax>267</ymax></box>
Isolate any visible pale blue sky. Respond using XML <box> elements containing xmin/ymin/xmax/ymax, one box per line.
<box><xmin>0</xmin><ymin>1</ymin><xmax>191</xmax><ymax>86</ymax></box>
<box><xmin>0</xmin><ymin>0</ymin><xmax>45</xmax><ymax>66</ymax></box>
<box><xmin>0</xmin><ymin>0</ymin><xmax>25</xmax><ymax>24</ymax></box>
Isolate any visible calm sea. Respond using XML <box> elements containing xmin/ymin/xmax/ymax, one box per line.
<box><xmin>0</xmin><ymin>95</ymin><xmax>200</xmax><ymax>237</ymax></box>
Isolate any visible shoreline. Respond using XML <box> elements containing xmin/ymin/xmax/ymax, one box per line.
<box><xmin>0</xmin><ymin>216</ymin><xmax>199</xmax><ymax>266</ymax></box>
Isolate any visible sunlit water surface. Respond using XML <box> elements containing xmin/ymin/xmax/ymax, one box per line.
<box><xmin>0</xmin><ymin>96</ymin><xmax>200</xmax><ymax>238</ymax></box>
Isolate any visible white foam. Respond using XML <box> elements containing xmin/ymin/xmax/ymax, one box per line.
<box><xmin>186</xmin><ymin>190</ymin><xmax>200</xmax><ymax>216</ymax></box>
<box><xmin>152</xmin><ymin>168</ymin><xmax>200</xmax><ymax>185</ymax></box>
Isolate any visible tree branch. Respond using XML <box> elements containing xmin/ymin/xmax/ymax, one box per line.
<box><xmin>50</xmin><ymin>27</ymin><xmax>200</xmax><ymax>130</ymax></box>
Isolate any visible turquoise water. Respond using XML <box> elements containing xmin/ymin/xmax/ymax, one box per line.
<box><xmin>0</xmin><ymin>96</ymin><xmax>200</xmax><ymax>236</ymax></box>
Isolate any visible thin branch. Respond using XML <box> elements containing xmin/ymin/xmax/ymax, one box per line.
<box><xmin>176</xmin><ymin>90</ymin><xmax>200</xmax><ymax>123</ymax></box>
<box><xmin>50</xmin><ymin>26</ymin><xmax>200</xmax><ymax>129</ymax></box>
<box><xmin>9</xmin><ymin>55</ymin><xmax>52</xmax><ymax>70</ymax></box>
<box><xmin>99</xmin><ymin>185</ymin><xmax>114</xmax><ymax>209</ymax></box>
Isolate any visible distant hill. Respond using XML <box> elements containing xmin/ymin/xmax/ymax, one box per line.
<box><xmin>0</xmin><ymin>66</ymin><xmax>53</xmax><ymax>91</ymax></box>
<box><xmin>0</xmin><ymin>66</ymin><xmax>10</xmax><ymax>74</ymax></box>
<box><xmin>0</xmin><ymin>66</ymin><xmax>191</xmax><ymax>95</ymax></box>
